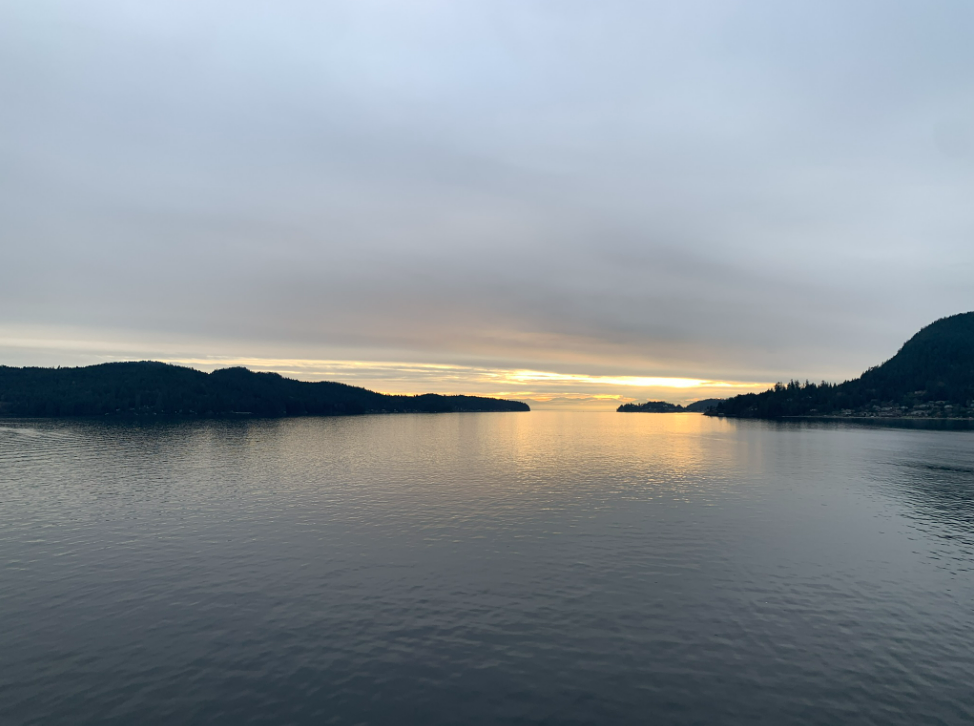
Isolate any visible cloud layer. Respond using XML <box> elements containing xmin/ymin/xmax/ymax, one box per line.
<box><xmin>3</xmin><ymin>1</ymin><xmax>973</xmax><ymax>397</ymax></box>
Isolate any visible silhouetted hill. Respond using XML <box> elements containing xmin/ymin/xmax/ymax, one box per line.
<box><xmin>684</xmin><ymin>398</ymin><xmax>724</xmax><ymax>412</ymax></box>
<box><xmin>0</xmin><ymin>362</ymin><xmax>530</xmax><ymax>417</ymax></box>
<box><xmin>618</xmin><ymin>398</ymin><xmax>725</xmax><ymax>413</ymax></box>
<box><xmin>617</xmin><ymin>400</ymin><xmax>685</xmax><ymax>413</ymax></box>
<box><xmin>711</xmin><ymin>312</ymin><xmax>974</xmax><ymax>419</ymax></box>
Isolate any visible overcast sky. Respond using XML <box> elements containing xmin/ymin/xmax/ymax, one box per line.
<box><xmin>2</xmin><ymin>1</ymin><xmax>972</xmax><ymax>407</ymax></box>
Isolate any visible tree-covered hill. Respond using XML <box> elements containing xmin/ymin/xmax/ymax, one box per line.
<box><xmin>618</xmin><ymin>398</ymin><xmax>724</xmax><ymax>413</ymax></box>
<box><xmin>684</xmin><ymin>398</ymin><xmax>724</xmax><ymax>412</ymax></box>
<box><xmin>711</xmin><ymin>312</ymin><xmax>974</xmax><ymax>419</ymax></box>
<box><xmin>0</xmin><ymin>362</ymin><xmax>530</xmax><ymax>417</ymax></box>
<box><xmin>617</xmin><ymin>400</ymin><xmax>685</xmax><ymax>413</ymax></box>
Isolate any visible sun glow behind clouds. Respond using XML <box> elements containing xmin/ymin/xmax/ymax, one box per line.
<box><xmin>505</xmin><ymin>370</ymin><xmax>738</xmax><ymax>389</ymax></box>
<box><xmin>161</xmin><ymin>357</ymin><xmax>770</xmax><ymax>409</ymax></box>
<box><xmin>166</xmin><ymin>357</ymin><xmax>757</xmax><ymax>389</ymax></box>
<box><xmin>0</xmin><ymin>330</ymin><xmax>773</xmax><ymax>409</ymax></box>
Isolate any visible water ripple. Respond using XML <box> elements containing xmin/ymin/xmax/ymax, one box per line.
<box><xmin>1</xmin><ymin>413</ymin><xmax>973</xmax><ymax>725</ymax></box>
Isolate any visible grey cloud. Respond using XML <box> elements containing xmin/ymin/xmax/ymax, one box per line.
<box><xmin>2</xmin><ymin>0</ymin><xmax>973</xmax><ymax>385</ymax></box>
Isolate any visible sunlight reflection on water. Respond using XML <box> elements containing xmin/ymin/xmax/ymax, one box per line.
<box><xmin>1</xmin><ymin>412</ymin><xmax>973</xmax><ymax>725</ymax></box>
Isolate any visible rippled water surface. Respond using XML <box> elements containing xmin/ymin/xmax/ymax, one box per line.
<box><xmin>2</xmin><ymin>412</ymin><xmax>973</xmax><ymax>725</ymax></box>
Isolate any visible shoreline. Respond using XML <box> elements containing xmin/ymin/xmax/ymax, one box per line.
<box><xmin>784</xmin><ymin>415</ymin><xmax>974</xmax><ymax>421</ymax></box>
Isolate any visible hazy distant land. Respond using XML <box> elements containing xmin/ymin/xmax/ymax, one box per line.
<box><xmin>710</xmin><ymin>312</ymin><xmax>974</xmax><ymax>419</ymax></box>
<box><xmin>0</xmin><ymin>362</ymin><xmax>530</xmax><ymax>417</ymax></box>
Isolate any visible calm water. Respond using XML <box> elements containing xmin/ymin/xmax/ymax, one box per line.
<box><xmin>1</xmin><ymin>412</ymin><xmax>973</xmax><ymax>725</ymax></box>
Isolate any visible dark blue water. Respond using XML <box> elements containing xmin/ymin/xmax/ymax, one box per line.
<box><xmin>2</xmin><ymin>412</ymin><xmax>973</xmax><ymax>725</ymax></box>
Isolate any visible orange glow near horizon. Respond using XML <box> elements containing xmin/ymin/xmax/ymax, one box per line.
<box><xmin>156</xmin><ymin>356</ymin><xmax>771</xmax><ymax>406</ymax></box>
<box><xmin>0</xmin><ymin>329</ymin><xmax>774</xmax><ymax>407</ymax></box>
<box><xmin>503</xmin><ymin>369</ymin><xmax>759</xmax><ymax>389</ymax></box>
<box><xmin>163</xmin><ymin>357</ymin><xmax>764</xmax><ymax>388</ymax></box>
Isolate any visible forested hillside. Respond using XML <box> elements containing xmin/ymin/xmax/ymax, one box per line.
<box><xmin>0</xmin><ymin>362</ymin><xmax>530</xmax><ymax>417</ymax></box>
<box><xmin>711</xmin><ymin>313</ymin><xmax>974</xmax><ymax>418</ymax></box>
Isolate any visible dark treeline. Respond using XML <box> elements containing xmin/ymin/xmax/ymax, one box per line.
<box><xmin>618</xmin><ymin>398</ymin><xmax>723</xmax><ymax>413</ymax></box>
<box><xmin>618</xmin><ymin>400</ymin><xmax>684</xmax><ymax>413</ymax></box>
<box><xmin>712</xmin><ymin>312</ymin><xmax>974</xmax><ymax>419</ymax></box>
<box><xmin>0</xmin><ymin>362</ymin><xmax>530</xmax><ymax>417</ymax></box>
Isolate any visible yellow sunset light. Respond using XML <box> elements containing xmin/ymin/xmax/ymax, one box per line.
<box><xmin>504</xmin><ymin>370</ymin><xmax>754</xmax><ymax>389</ymax></box>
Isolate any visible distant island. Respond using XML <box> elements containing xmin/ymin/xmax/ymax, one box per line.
<box><xmin>618</xmin><ymin>398</ymin><xmax>723</xmax><ymax>413</ymax></box>
<box><xmin>0</xmin><ymin>362</ymin><xmax>530</xmax><ymax>417</ymax></box>
<box><xmin>710</xmin><ymin>312</ymin><xmax>974</xmax><ymax>419</ymax></box>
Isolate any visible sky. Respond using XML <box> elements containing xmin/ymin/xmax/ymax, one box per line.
<box><xmin>2</xmin><ymin>1</ymin><xmax>973</xmax><ymax>409</ymax></box>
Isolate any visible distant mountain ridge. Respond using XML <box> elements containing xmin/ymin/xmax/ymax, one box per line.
<box><xmin>0</xmin><ymin>362</ymin><xmax>530</xmax><ymax>417</ymax></box>
<box><xmin>711</xmin><ymin>312</ymin><xmax>974</xmax><ymax>419</ymax></box>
